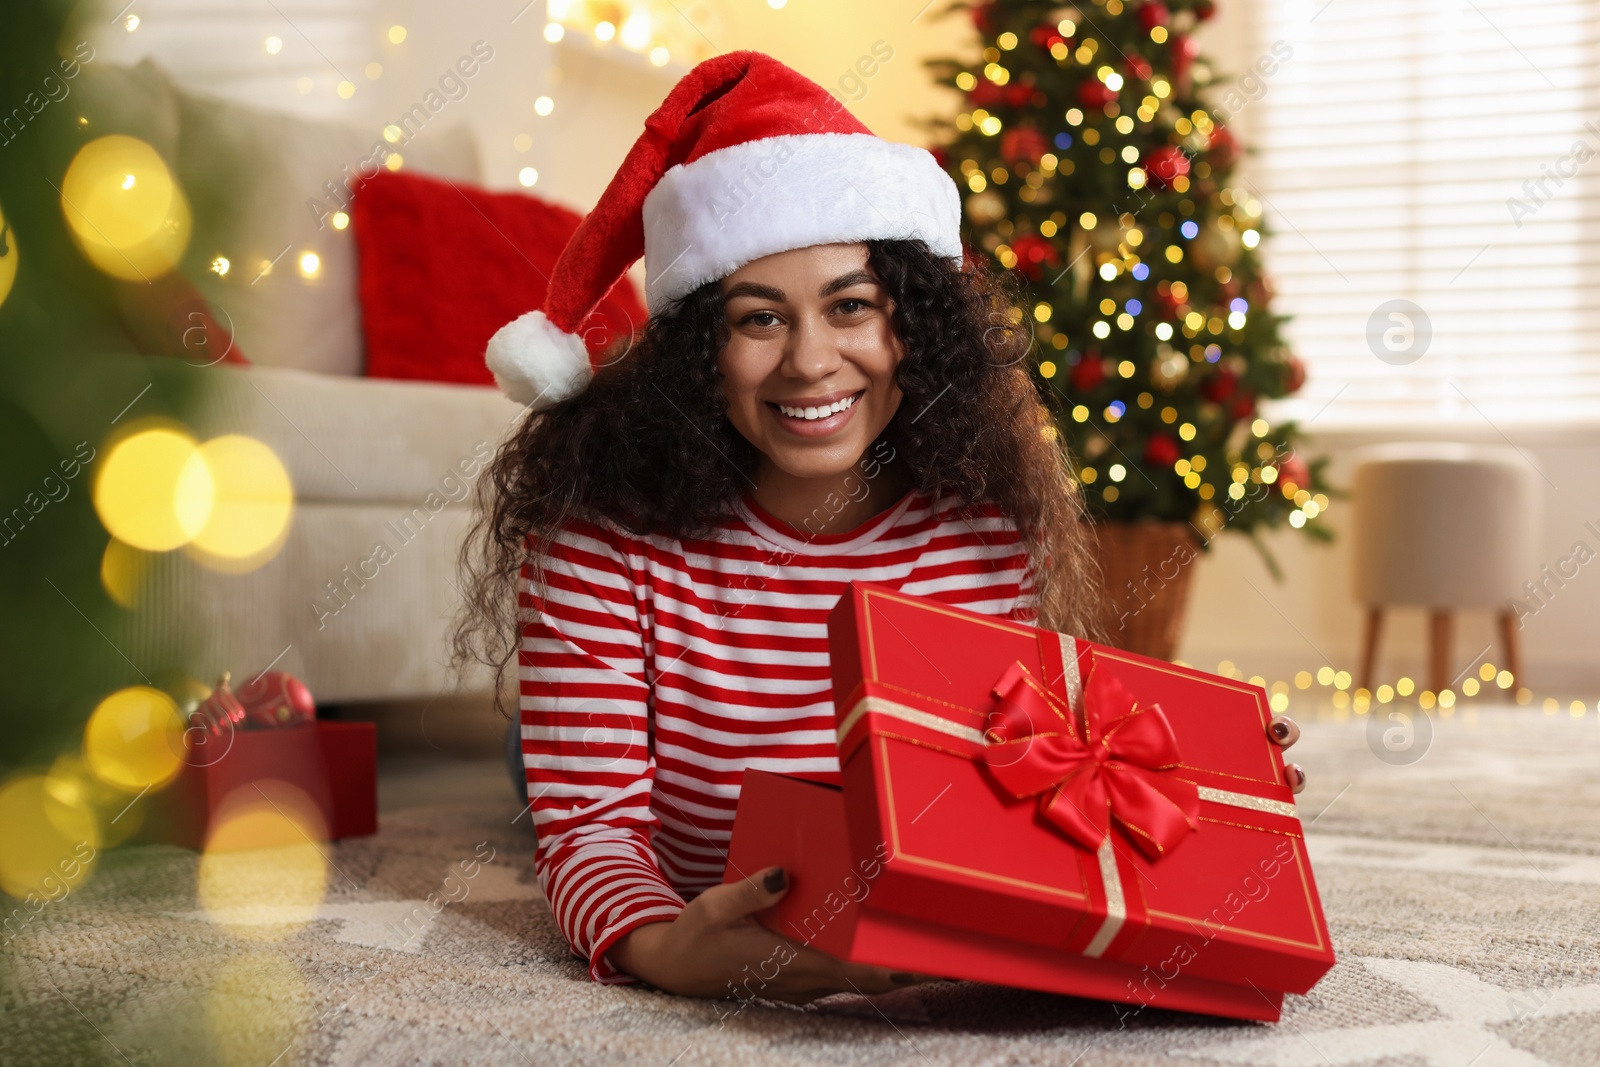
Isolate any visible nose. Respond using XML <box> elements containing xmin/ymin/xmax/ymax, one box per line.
<box><xmin>780</xmin><ymin>312</ymin><xmax>843</xmax><ymax>382</ymax></box>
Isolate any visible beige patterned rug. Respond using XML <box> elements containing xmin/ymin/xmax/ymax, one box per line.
<box><xmin>4</xmin><ymin>705</ymin><xmax>1599</xmax><ymax>1066</ymax></box>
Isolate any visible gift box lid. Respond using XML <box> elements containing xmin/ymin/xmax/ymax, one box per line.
<box><xmin>824</xmin><ymin>582</ymin><xmax>1335</xmax><ymax>994</ymax></box>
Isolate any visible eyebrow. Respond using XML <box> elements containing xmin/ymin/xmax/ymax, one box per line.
<box><xmin>722</xmin><ymin>269</ymin><xmax>879</xmax><ymax>304</ymax></box>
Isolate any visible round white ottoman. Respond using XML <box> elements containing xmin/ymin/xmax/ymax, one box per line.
<box><xmin>1350</xmin><ymin>443</ymin><xmax>1542</xmax><ymax>693</ymax></box>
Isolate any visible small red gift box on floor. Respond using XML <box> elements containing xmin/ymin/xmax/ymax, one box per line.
<box><xmin>141</xmin><ymin>721</ymin><xmax>378</xmax><ymax>850</ymax></box>
<box><xmin>725</xmin><ymin>583</ymin><xmax>1335</xmax><ymax>1021</ymax></box>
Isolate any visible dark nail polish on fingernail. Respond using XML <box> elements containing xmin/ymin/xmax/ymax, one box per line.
<box><xmin>1271</xmin><ymin>721</ymin><xmax>1291</xmax><ymax>740</ymax></box>
<box><xmin>1291</xmin><ymin>765</ymin><xmax>1306</xmax><ymax>784</ymax></box>
<box><xmin>763</xmin><ymin>867</ymin><xmax>787</xmax><ymax>893</ymax></box>
<box><xmin>892</xmin><ymin>972</ymin><xmax>918</xmax><ymax>984</ymax></box>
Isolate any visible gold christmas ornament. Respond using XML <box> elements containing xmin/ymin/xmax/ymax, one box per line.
<box><xmin>1153</xmin><ymin>344</ymin><xmax>1189</xmax><ymax>389</ymax></box>
<box><xmin>1188</xmin><ymin>220</ymin><xmax>1242</xmax><ymax>271</ymax></box>
<box><xmin>1085</xmin><ymin>217</ymin><xmax>1123</xmax><ymax>253</ymax></box>
<box><xmin>0</xmin><ymin>201</ymin><xmax>16</xmax><ymax>309</ymax></box>
<box><xmin>965</xmin><ymin>189</ymin><xmax>1007</xmax><ymax>225</ymax></box>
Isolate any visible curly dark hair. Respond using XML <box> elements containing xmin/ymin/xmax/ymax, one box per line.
<box><xmin>453</xmin><ymin>239</ymin><xmax>1102</xmax><ymax>709</ymax></box>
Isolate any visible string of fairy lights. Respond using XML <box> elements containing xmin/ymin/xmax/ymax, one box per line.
<box><xmin>1176</xmin><ymin>657</ymin><xmax>1598</xmax><ymax>722</ymax></box>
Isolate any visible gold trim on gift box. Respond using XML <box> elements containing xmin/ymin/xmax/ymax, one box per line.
<box><xmin>1146</xmin><ymin>908</ymin><xmax>1327</xmax><ymax>950</ymax></box>
<box><xmin>1082</xmin><ymin>836</ymin><xmax>1126</xmax><ymax>957</ymax></box>
<box><xmin>1177</xmin><ymin>763</ymin><xmax>1290</xmax><ymax>786</ymax></box>
<box><xmin>837</xmin><ymin>694</ymin><xmax>986</xmax><ymax>747</ymax></box>
<box><xmin>1196</xmin><ymin>787</ymin><xmax>1299</xmax><ymax>819</ymax></box>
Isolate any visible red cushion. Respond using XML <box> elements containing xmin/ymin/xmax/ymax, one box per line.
<box><xmin>352</xmin><ymin>170</ymin><xmax>646</xmax><ymax>387</ymax></box>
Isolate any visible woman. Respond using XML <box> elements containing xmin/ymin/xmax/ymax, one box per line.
<box><xmin>456</xmin><ymin>51</ymin><xmax>1304</xmax><ymax>1004</ymax></box>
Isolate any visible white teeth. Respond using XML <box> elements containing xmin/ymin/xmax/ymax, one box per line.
<box><xmin>777</xmin><ymin>394</ymin><xmax>858</xmax><ymax>420</ymax></box>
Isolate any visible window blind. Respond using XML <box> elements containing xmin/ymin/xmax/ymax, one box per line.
<box><xmin>1243</xmin><ymin>0</ymin><xmax>1600</xmax><ymax>428</ymax></box>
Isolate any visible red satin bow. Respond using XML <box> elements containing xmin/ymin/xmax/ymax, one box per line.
<box><xmin>980</xmin><ymin>660</ymin><xmax>1200</xmax><ymax>860</ymax></box>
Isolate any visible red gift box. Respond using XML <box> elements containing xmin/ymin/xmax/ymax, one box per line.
<box><xmin>725</xmin><ymin>583</ymin><xmax>1334</xmax><ymax>1021</ymax></box>
<box><xmin>140</xmin><ymin>721</ymin><xmax>378</xmax><ymax>850</ymax></box>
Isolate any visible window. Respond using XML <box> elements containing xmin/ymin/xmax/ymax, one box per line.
<box><xmin>1243</xmin><ymin>0</ymin><xmax>1600</xmax><ymax>427</ymax></box>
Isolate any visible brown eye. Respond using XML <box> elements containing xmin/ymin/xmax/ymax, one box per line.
<box><xmin>835</xmin><ymin>299</ymin><xmax>870</xmax><ymax>316</ymax></box>
<box><xmin>742</xmin><ymin>311</ymin><xmax>780</xmax><ymax>328</ymax></box>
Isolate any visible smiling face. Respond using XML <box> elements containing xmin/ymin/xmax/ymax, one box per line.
<box><xmin>717</xmin><ymin>242</ymin><xmax>906</xmax><ymax>485</ymax></box>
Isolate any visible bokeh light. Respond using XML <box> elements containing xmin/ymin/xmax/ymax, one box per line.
<box><xmin>46</xmin><ymin>753</ymin><xmax>144</xmax><ymax>847</ymax></box>
<box><xmin>100</xmin><ymin>536</ymin><xmax>150</xmax><ymax>608</ymax></box>
<box><xmin>0</xmin><ymin>200</ymin><xmax>18</xmax><ymax>309</ymax></box>
<box><xmin>198</xmin><ymin>783</ymin><xmax>329</xmax><ymax>941</ymax></box>
<box><xmin>0</xmin><ymin>773</ymin><xmax>100</xmax><ymax>900</ymax></box>
<box><xmin>83</xmin><ymin>686</ymin><xmax>187</xmax><ymax>793</ymax></box>
<box><xmin>187</xmin><ymin>435</ymin><xmax>294</xmax><ymax>572</ymax></box>
<box><xmin>204</xmin><ymin>951</ymin><xmax>313</xmax><ymax>1067</ymax></box>
<box><xmin>60</xmin><ymin>134</ymin><xmax>192</xmax><ymax>280</ymax></box>
<box><xmin>93</xmin><ymin>426</ymin><xmax>214</xmax><ymax>551</ymax></box>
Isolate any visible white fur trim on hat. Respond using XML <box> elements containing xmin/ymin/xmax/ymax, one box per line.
<box><xmin>484</xmin><ymin>310</ymin><xmax>593</xmax><ymax>408</ymax></box>
<box><xmin>640</xmin><ymin>132</ymin><xmax>962</xmax><ymax>313</ymax></box>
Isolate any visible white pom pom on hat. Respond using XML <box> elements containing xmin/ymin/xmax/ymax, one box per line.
<box><xmin>484</xmin><ymin>49</ymin><xmax>964</xmax><ymax>408</ymax></box>
<box><xmin>485</xmin><ymin>309</ymin><xmax>592</xmax><ymax>407</ymax></box>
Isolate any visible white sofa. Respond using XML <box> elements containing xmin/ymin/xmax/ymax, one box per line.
<box><xmin>124</xmin><ymin>364</ymin><xmax>522</xmax><ymax>703</ymax></box>
<box><xmin>91</xmin><ymin>61</ymin><xmax>526</xmax><ymax>702</ymax></box>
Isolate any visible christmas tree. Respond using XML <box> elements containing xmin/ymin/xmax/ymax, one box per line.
<box><xmin>924</xmin><ymin>0</ymin><xmax>1330</xmax><ymax>568</ymax></box>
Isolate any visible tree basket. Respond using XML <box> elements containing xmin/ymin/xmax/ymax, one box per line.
<box><xmin>1090</xmin><ymin>521</ymin><xmax>1202</xmax><ymax>662</ymax></box>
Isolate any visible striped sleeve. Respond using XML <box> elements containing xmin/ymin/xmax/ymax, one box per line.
<box><xmin>1009</xmin><ymin>543</ymin><xmax>1041</xmax><ymax>623</ymax></box>
<box><xmin>519</xmin><ymin>519</ymin><xmax>685</xmax><ymax>984</ymax></box>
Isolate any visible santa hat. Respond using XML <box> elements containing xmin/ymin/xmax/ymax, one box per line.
<box><xmin>485</xmin><ymin>50</ymin><xmax>963</xmax><ymax>407</ymax></box>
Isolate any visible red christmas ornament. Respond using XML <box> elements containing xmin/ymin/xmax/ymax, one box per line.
<box><xmin>1171</xmin><ymin>34</ymin><xmax>1201</xmax><ymax>94</ymax></box>
<box><xmin>1279</xmin><ymin>453</ymin><xmax>1310</xmax><ymax>489</ymax></box>
<box><xmin>1030</xmin><ymin>24</ymin><xmax>1067</xmax><ymax>51</ymax></box>
<box><xmin>1194</xmin><ymin>0</ymin><xmax>1217</xmax><ymax>21</ymax></box>
<box><xmin>1143</xmin><ymin>434</ymin><xmax>1181</xmax><ymax>468</ymax></box>
<box><xmin>1144</xmin><ymin>144</ymin><xmax>1191</xmax><ymax>189</ymax></box>
<box><xmin>1284</xmin><ymin>354</ymin><xmax>1307</xmax><ymax>394</ymax></box>
<box><xmin>1000</xmin><ymin>127</ymin><xmax>1049</xmax><ymax>165</ymax></box>
<box><xmin>1004</xmin><ymin>82</ymin><xmax>1037</xmax><ymax>109</ymax></box>
<box><xmin>1070</xmin><ymin>351</ymin><xmax>1106</xmax><ymax>392</ymax></box>
<box><xmin>237</xmin><ymin>670</ymin><xmax>317</xmax><ymax>729</ymax></box>
<box><xmin>190</xmin><ymin>672</ymin><xmax>247</xmax><ymax>739</ymax></box>
<box><xmin>1229</xmin><ymin>391</ymin><xmax>1257</xmax><ymax>420</ymax></box>
<box><xmin>930</xmin><ymin>144</ymin><xmax>949</xmax><ymax>169</ymax></box>
<box><xmin>1248</xmin><ymin>275</ymin><xmax>1276</xmax><ymax>307</ymax></box>
<box><xmin>1207</xmin><ymin>125</ymin><xmax>1240</xmax><ymax>172</ymax></box>
<box><xmin>1009</xmin><ymin>234</ymin><xmax>1061</xmax><ymax>282</ymax></box>
<box><xmin>1154</xmin><ymin>286</ymin><xmax>1186</xmax><ymax>319</ymax></box>
<box><xmin>1076</xmin><ymin>78</ymin><xmax>1117</xmax><ymax>110</ymax></box>
<box><xmin>1138</xmin><ymin>1</ymin><xmax>1171</xmax><ymax>31</ymax></box>
<box><xmin>1124</xmin><ymin>54</ymin><xmax>1153</xmax><ymax>83</ymax></box>
<box><xmin>1199</xmin><ymin>367</ymin><xmax>1237</xmax><ymax>403</ymax></box>
<box><xmin>969</xmin><ymin>78</ymin><xmax>1004</xmax><ymax>109</ymax></box>
<box><xmin>971</xmin><ymin>1</ymin><xmax>998</xmax><ymax>34</ymax></box>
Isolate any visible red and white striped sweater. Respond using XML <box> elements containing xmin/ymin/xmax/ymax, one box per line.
<box><xmin>518</xmin><ymin>487</ymin><xmax>1037</xmax><ymax>982</ymax></box>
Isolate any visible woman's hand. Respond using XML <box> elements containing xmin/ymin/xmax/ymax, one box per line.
<box><xmin>609</xmin><ymin>866</ymin><xmax>934</xmax><ymax>1004</ymax></box>
<box><xmin>1269</xmin><ymin>714</ymin><xmax>1306</xmax><ymax>794</ymax></box>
